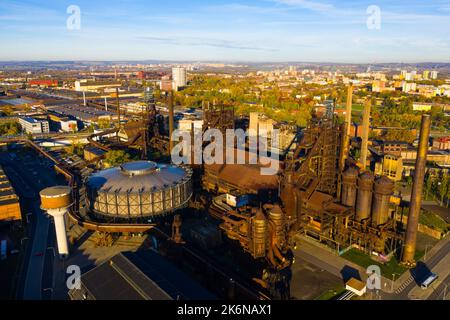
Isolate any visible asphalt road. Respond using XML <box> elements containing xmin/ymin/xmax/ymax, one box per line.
<box><xmin>296</xmin><ymin>233</ymin><xmax>450</xmax><ymax>300</ymax></box>
<box><xmin>0</xmin><ymin>146</ymin><xmax>64</xmax><ymax>300</ymax></box>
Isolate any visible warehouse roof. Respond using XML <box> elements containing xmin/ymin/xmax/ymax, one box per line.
<box><xmin>73</xmin><ymin>250</ymin><xmax>216</xmax><ymax>300</ymax></box>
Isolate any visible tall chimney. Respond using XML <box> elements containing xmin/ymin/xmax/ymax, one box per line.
<box><xmin>169</xmin><ymin>91</ymin><xmax>175</xmax><ymax>152</ymax></box>
<box><xmin>402</xmin><ymin>114</ymin><xmax>431</xmax><ymax>265</ymax></box>
<box><xmin>360</xmin><ymin>99</ymin><xmax>371</xmax><ymax>170</ymax></box>
<box><xmin>340</xmin><ymin>83</ymin><xmax>353</xmax><ymax>170</ymax></box>
<box><xmin>104</xmin><ymin>97</ymin><xmax>108</xmax><ymax>111</ymax></box>
<box><xmin>115</xmin><ymin>88</ymin><xmax>121</xmax><ymax>129</ymax></box>
<box><xmin>82</xmin><ymin>91</ymin><xmax>86</xmax><ymax>106</ymax></box>
<box><xmin>345</xmin><ymin>83</ymin><xmax>353</xmax><ymax>136</ymax></box>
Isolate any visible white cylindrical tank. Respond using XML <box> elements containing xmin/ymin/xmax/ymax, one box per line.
<box><xmin>47</xmin><ymin>208</ymin><xmax>69</xmax><ymax>257</ymax></box>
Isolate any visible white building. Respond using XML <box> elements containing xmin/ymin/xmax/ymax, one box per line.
<box><xmin>430</xmin><ymin>71</ymin><xmax>439</xmax><ymax>80</ymax></box>
<box><xmin>177</xmin><ymin>119</ymin><xmax>203</xmax><ymax>132</ymax></box>
<box><xmin>402</xmin><ymin>82</ymin><xmax>417</xmax><ymax>93</ymax></box>
<box><xmin>60</xmin><ymin>120</ymin><xmax>78</xmax><ymax>132</ymax></box>
<box><xmin>172</xmin><ymin>67</ymin><xmax>187</xmax><ymax>91</ymax></box>
<box><xmin>19</xmin><ymin>117</ymin><xmax>50</xmax><ymax>134</ymax></box>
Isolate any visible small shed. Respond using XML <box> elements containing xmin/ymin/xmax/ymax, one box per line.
<box><xmin>345</xmin><ymin>278</ymin><xmax>367</xmax><ymax>296</ymax></box>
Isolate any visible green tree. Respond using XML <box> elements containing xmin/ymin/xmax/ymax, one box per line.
<box><xmin>424</xmin><ymin>175</ymin><xmax>434</xmax><ymax>200</ymax></box>
<box><xmin>0</xmin><ymin>122</ymin><xmax>21</xmax><ymax>136</ymax></box>
<box><xmin>97</xmin><ymin>118</ymin><xmax>111</xmax><ymax>129</ymax></box>
<box><xmin>104</xmin><ymin>150</ymin><xmax>131</xmax><ymax>167</ymax></box>
<box><xmin>438</xmin><ymin>174</ymin><xmax>449</xmax><ymax>206</ymax></box>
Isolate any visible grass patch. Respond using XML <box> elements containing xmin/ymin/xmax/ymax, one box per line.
<box><xmin>341</xmin><ymin>249</ymin><xmax>408</xmax><ymax>278</ymax></box>
<box><xmin>314</xmin><ymin>286</ymin><xmax>346</xmax><ymax>300</ymax></box>
<box><xmin>420</xmin><ymin>211</ymin><xmax>449</xmax><ymax>233</ymax></box>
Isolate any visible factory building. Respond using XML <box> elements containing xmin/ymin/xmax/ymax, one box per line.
<box><xmin>69</xmin><ymin>250</ymin><xmax>216</xmax><ymax>300</ymax></box>
<box><xmin>18</xmin><ymin>117</ymin><xmax>49</xmax><ymax>134</ymax></box>
<box><xmin>45</xmin><ymin>104</ymin><xmax>116</xmax><ymax>128</ymax></box>
<box><xmin>248</xmin><ymin>112</ymin><xmax>297</xmax><ymax>152</ymax></box>
<box><xmin>177</xmin><ymin>118</ymin><xmax>204</xmax><ymax>132</ymax></box>
<box><xmin>375</xmin><ymin>154</ymin><xmax>403</xmax><ymax>181</ymax></box>
<box><xmin>432</xmin><ymin>136</ymin><xmax>450</xmax><ymax>151</ymax></box>
<box><xmin>48</xmin><ymin>114</ymin><xmax>78</xmax><ymax>132</ymax></box>
<box><xmin>0</xmin><ymin>166</ymin><xmax>21</xmax><ymax>223</ymax></box>
<box><xmin>28</xmin><ymin>79</ymin><xmax>59</xmax><ymax>88</ymax></box>
<box><xmin>75</xmin><ymin>80</ymin><xmax>121</xmax><ymax>93</ymax></box>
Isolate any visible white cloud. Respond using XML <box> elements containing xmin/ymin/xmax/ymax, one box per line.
<box><xmin>272</xmin><ymin>0</ymin><xmax>334</xmax><ymax>12</ymax></box>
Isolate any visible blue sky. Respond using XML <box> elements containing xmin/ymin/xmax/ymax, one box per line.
<box><xmin>1</xmin><ymin>0</ymin><xmax>450</xmax><ymax>62</ymax></box>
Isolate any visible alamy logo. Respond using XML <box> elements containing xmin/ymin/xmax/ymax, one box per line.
<box><xmin>366</xmin><ymin>265</ymin><xmax>381</xmax><ymax>290</ymax></box>
<box><xmin>66</xmin><ymin>265</ymin><xmax>81</xmax><ymax>290</ymax></box>
<box><xmin>66</xmin><ymin>5</ymin><xmax>81</xmax><ymax>30</ymax></box>
<box><xmin>171</xmin><ymin>128</ymin><xmax>280</xmax><ymax>175</ymax></box>
<box><xmin>366</xmin><ymin>5</ymin><xmax>381</xmax><ymax>30</ymax></box>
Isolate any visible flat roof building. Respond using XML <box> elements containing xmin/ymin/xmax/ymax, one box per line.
<box><xmin>18</xmin><ymin>117</ymin><xmax>49</xmax><ymax>134</ymax></box>
<box><xmin>0</xmin><ymin>166</ymin><xmax>21</xmax><ymax>222</ymax></box>
<box><xmin>69</xmin><ymin>250</ymin><xmax>216</xmax><ymax>300</ymax></box>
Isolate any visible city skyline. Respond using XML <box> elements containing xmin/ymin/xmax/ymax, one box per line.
<box><xmin>1</xmin><ymin>0</ymin><xmax>450</xmax><ymax>62</ymax></box>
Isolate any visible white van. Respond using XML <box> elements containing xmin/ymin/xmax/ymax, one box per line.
<box><xmin>420</xmin><ymin>273</ymin><xmax>438</xmax><ymax>289</ymax></box>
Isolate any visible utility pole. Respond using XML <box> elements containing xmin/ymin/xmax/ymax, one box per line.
<box><xmin>115</xmin><ymin>88</ymin><xmax>121</xmax><ymax>129</ymax></box>
<box><xmin>391</xmin><ymin>273</ymin><xmax>396</xmax><ymax>292</ymax></box>
<box><xmin>443</xmin><ymin>284</ymin><xmax>447</xmax><ymax>300</ymax></box>
<box><xmin>168</xmin><ymin>90</ymin><xmax>174</xmax><ymax>153</ymax></box>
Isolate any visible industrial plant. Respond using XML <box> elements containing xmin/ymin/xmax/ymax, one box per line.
<box><xmin>5</xmin><ymin>82</ymin><xmax>433</xmax><ymax>300</ymax></box>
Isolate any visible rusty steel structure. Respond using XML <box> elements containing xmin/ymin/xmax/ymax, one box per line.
<box><xmin>202</xmin><ymin>103</ymin><xmax>235</xmax><ymax>134</ymax></box>
<box><xmin>402</xmin><ymin>114</ymin><xmax>431</xmax><ymax>265</ymax></box>
<box><xmin>340</xmin><ymin>83</ymin><xmax>353</xmax><ymax>171</ymax></box>
<box><xmin>209</xmin><ymin>200</ymin><xmax>292</xmax><ymax>271</ymax></box>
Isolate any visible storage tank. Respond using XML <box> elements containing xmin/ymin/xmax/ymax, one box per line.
<box><xmin>341</xmin><ymin>166</ymin><xmax>359</xmax><ymax>207</ymax></box>
<box><xmin>251</xmin><ymin>208</ymin><xmax>267</xmax><ymax>258</ymax></box>
<box><xmin>86</xmin><ymin>161</ymin><xmax>192</xmax><ymax>219</ymax></box>
<box><xmin>267</xmin><ymin>204</ymin><xmax>285</xmax><ymax>246</ymax></box>
<box><xmin>371</xmin><ymin>176</ymin><xmax>394</xmax><ymax>227</ymax></box>
<box><xmin>355</xmin><ymin>171</ymin><xmax>374</xmax><ymax>222</ymax></box>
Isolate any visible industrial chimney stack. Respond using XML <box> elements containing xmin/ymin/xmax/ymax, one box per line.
<box><xmin>402</xmin><ymin>114</ymin><xmax>431</xmax><ymax>265</ymax></box>
<box><xmin>340</xmin><ymin>83</ymin><xmax>353</xmax><ymax>170</ymax></box>
<box><xmin>360</xmin><ymin>99</ymin><xmax>371</xmax><ymax>170</ymax></box>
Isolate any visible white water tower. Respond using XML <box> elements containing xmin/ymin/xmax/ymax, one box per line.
<box><xmin>40</xmin><ymin>186</ymin><xmax>72</xmax><ymax>259</ymax></box>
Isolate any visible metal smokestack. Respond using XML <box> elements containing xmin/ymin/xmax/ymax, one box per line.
<box><xmin>402</xmin><ymin>114</ymin><xmax>431</xmax><ymax>265</ymax></box>
<box><xmin>340</xmin><ymin>83</ymin><xmax>353</xmax><ymax>171</ymax></box>
<box><xmin>115</xmin><ymin>88</ymin><xmax>121</xmax><ymax>128</ymax></box>
<box><xmin>82</xmin><ymin>91</ymin><xmax>86</xmax><ymax>106</ymax></box>
<box><xmin>360</xmin><ymin>99</ymin><xmax>371</xmax><ymax>170</ymax></box>
<box><xmin>169</xmin><ymin>91</ymin><xmax>175</xmax><ymax>152</ymax></box>
<box><xmin>345</xmin><ymin>83</ymin><xmax>353</xmax><ymax>136</ymax></box>
<box><xmin>104</xmin><ymin>97</ymin><xmax>108</xmax><ymax>111</ymax></box>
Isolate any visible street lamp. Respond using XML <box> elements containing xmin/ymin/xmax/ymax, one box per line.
<box><xmin>443</xmin><ymin>284</ymin><xmax>448</xmax><ymax>301</ymax></box>
<box><xmin>391</xmin><ymin>273</ymin><xmax>397</xmax><ymax>292</ymax></box>
<box><xmin>20</xmin><ymin>237</ymin><xmax>29</xmax><ymax>246</ymax></box>
<box><xmin>424</xmin><ymin>244</ymin><xmax>433</xmax><ymax>261</ymax></box>
<box><xmin>25</xmin><ymin>212</ymin><xmax>32</xmax><ymax>224</ymax></box>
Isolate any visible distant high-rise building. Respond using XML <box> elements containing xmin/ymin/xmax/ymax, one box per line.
<box><xmin>172</xmin><ymin>67</ymin><xmax>187</xmax><ymax>91</ymax></box>
<box><xmin>400</xmin><ymin>70</ymin><xmax>408</xmax><ymax>79</ymax></box>
<box><xmin>423</xmin><ymin>70</ymin><xmax>430</xmax><ymax>80</ymax></box>
<box><xmin>430</xmin><ymin>71</ymin><xmax>438</xmax><ymax>80</ymax></box>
